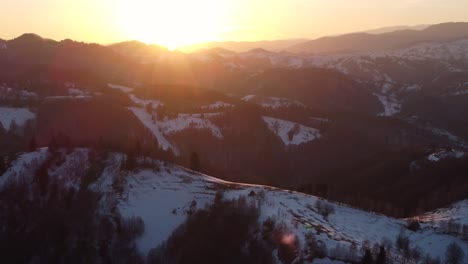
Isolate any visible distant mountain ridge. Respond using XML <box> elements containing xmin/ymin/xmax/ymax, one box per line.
<box><xmin>287</xmin><ymin>22</ymin><xmax>468</xmax><ymax>54</ymax></box>
<box><xmin>108</xmin><ymin>40</ymin><xmax>168</xmax><ymax>60</ymax></box>
<box><xmin>362</xmin><ymin>24</ymin><xmax>430</xmax><ymax>34</ymax></box>
<box><xmin>178</xmin><ymin>39</ymin><xmax>308</xmax><ymax>53</ymax></box>
<box><xmin>3</xmin><ymin>22</ymin><xmax>467</xmax><ymax>56</ymax></box>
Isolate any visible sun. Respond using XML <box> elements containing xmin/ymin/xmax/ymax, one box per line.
<box><xmin>118</xmin><ymin>0</ymin><xmax>226</xmax><ymax>50</ymax></box>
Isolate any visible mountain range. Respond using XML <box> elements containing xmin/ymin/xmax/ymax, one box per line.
<box><xmin>1</xmin><ymin>21</ymin><xmax>468</xmax><ymax>263</ymax></box>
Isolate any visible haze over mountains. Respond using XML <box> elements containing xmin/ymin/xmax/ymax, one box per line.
<box><xmin>2</xmin><ymin>22</ymin><xmax>468</xmax><ymax>56</ymax></box>
<box><xmin>178</xmin><ymin>39</ymin><xmax>308</xmax><ymax>53</ymax></box>
<box><xmin>177</xmin><ymin>24</ymin><xmax>432</xmax><ymax>53</ymax></box>
<box><xmin>288</xmin><ymin>22</ymin><xmax>468</xmax><ymax>54</ymax></box>
<box><xmin>362</xmin><ymin>24</ymin><xmax>430</xmax><ymax>35</ymax></box>
<box><xmin>123</xmin><ymin>22</ymin><xmax>468</xmax><ymax>54</ymax></box>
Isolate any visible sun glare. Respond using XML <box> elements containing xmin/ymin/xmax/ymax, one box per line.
<box><xmin>118</xmin><ymin>0</ymin><xmax>226</xmax><ymax>50</ymax></box>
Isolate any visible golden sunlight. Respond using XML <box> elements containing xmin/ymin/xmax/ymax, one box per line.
<box><xmin>118</xmin><ymin>0</ymin><xmax>227</xmax><ymax>50</ymax></box>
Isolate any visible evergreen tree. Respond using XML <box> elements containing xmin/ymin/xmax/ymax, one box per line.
<box><xmin>35</xmin><ymin>165</ymin><xmax>49</xmax><ymax>196</ymax></box>
<box><xmin>123</xmin><ymin>153</ymin><xmax>137</xmax><ymax>171</ymax></box>
<box><xmin>376</xmin><ymin>246</ymin><xmax>386</xmax><ymax>264</ymax></box>
<box><xmin>445</xmin><ymin>242</ymin><xmax>465</xmax><ymax>264</ymax></box>
<box><xmin>49</xmin><ymin>136</ymin><xmax>57</xmax><ymax>151</ymax></box>
<box><xmin>190</xmin><ymin>152</ymin><xmax>201</xmax><ymax>172</ymax></box>
<box><xmin>0</xmin><ymin>122</ymin><xmax>6</xmax><ymax>137</ymax></box>
<box><xmin>29</xmin><ymin>136</ymin><xmax>37</xmax><ymax>151</ymax></box>
<box><xmin>0</xmin><ymin>156</ymin><xmax>6</xmax><ymax>174</ymax></box>
<box><xmin>8</xmin><ymin>120</ymin><xmax>19</xmax><ymax>135</ymax></box>
<box><xmin>362</xmin><ymin>249</ymin><xmax>373</xmax><ymax>264</ymax></box>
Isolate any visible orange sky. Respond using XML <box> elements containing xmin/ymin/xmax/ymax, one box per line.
<box><xmin>1</xmin><ymin>0</ymin><xmax>467</xmax><ymax>49</ymax></box>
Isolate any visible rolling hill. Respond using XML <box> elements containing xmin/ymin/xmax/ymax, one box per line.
<box><xmin>1</xmin><ymin>148</ymin><xmax>467</xmax><ymax>263</ymax></box>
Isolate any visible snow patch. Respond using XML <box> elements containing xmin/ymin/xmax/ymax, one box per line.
<box><xmin>381</xmin><ymin>83</ymin><xmax>393</xmax><ymax>94</ymax></box>
<box><xmin>427</xmin><ymin>149</ymin><xmax>464</xmax><ymax>162</ymax></box>
<box><xmin>129</xmin><ymin>107</ymin><xmax>223</xmax><ymax>155</ymax></box>
<box><xmin>0</xmin><ymin>148</ymin><xmax>49</xmax><ymax>189</ymax></box>
<box><xmin>373</xmin><ymin>93</ymin><xmax>401</xmax><ymax>117</ymax></box>
<box><xmin>128</xmin><ymin>107</ymin><xmax>178</xmax><ymax>154</ymax></box>
<box><xmin>0</xmin><ymin>107</ymin><xmax>35</xmax><ymax>129</ymax></box>
<box><xmin>262</xmin><ymin>116</ymin><xmax>321</xmax><ymax>146</ymax></box>
<box><xmin>44</xmin><ymin>96</ymin><xmax>93</xmax><ymax>101</ymax></box>
<box><xmin>107</xmin><ymin>83</ymin><xmax>134</xmax><ymax>93</ymax></box>
<box><xmin>405</xmin><ymin>84</ymin><xmax>422</xmax><ymax>92</ymax></box>
<box><xmin>48</xmin><ymin>149</ymin><xmax>90</xmax><ymax>190</ymax></box>
<box><xmin>68</xmin><ymin>88</ymin><xmax>87</xmax><ymax>96</ymax></box>
<box><xmin>309</xmin><ymin>117</ymin><xmax>331</xmax><ymax>123</ymax></box>
<box><xmin>0</xmin><ymin>86</ymin><xmax>39</xmax><ymax>101</ymax></box>
<box><xmin>129</xmin><ymin>94</ymin><xmax>164</xmax><ymax>109</ymax></box>
<box><xmin>243</xmin><ymin>95</ymin><xmax>306</xmax><ymax>109</ymax></box>
<box><xmin>451</xmin><ymin>90</ymin><xmax>468</xmax><ymax>96</ymax></box>
<box><xmin>420</xmin><ymin>199</ymin><xmax>468</xmax><ymax>226</ymax></box>
<box><xmin>159</xmin><ymin>113</ymin><xmax>223</xmax><ymax>139</ymax></box>
<box><xmin>201</xmin><ymin>101</ymin><xmax>234</xmax><ymax>110</ymax></box>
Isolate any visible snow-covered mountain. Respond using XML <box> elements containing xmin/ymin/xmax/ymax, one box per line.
<box><xmin>1</xmin><ymin>148</ymin><xmax>467</xmax><ymax>262</ymax></box>
<box><xmin>1</xmin><ymin>25</ymin><xmax>468</xmax><ymax>264</ymax></box>
<box><xmin>286</xmin><ymin>22</ymin><xmax>468</xmax><ymax>54</ymax></box>
<box><xmin>187</xmin><ymin>35</ymin><xmax>468</xmax><ymax>132</ymax></box>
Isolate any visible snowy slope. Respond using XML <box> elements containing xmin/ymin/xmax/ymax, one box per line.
<box><xmin>2</xmin><ymin>149</ymin><xmax>467</xmax><ymax>261</ymax></box>
<box><xmin>0</xmin><ymin>148</ymin><xmax>89</xmax><ymax>190</ymax></box>
<box><xmin>101</xmin><ymin>163</ymin><xmax>468</xmax><ymax>260</ymax></box>
<box><xmin>425</xmin><ymin>149</ymin><xmax>464</xmax><ymax>162</ymax></box>
<box><xmin>0</xmin><ymin>107</ymin><xmax>35</xmax><ymax>129</ymax></box>
<box><xmin>128</xmin><ymin>107</ymin><xmax>177</xmax><ymax>154</ymax></box>
<box><xmin>225</xmin><ymin>38</ymin><xmax>468</xmax><ymax>70</ymax></box>
<box><xmin>373</xmin><ymin>94</ymin><xmax>402</xmax><ymax>117</ymax></box>
<box><xmin>106</xmin><ymin>84</ymin><xmax>223</xmax><ymax>155</ymax></box>
<box><xmin>263</xmin><ymin>116</ymin><xmax>321</xmax><ymax>146</ymax></box>
<box><xmin>420</xmin><ymin>199</ymin><xmax>468</xmax><ymax>226</ymax></box>
<box><xmin>159</xmin><ymin>113</ymin><xmax>223</xmax><ymax>138</ymax></box>
<box><xmin>129</xmin><ymin>107</ymin><xmax>223</xmax><ymax>155</ymax></box>
<box><xmin>129</xmin><ymin>94</ymin><xmax>164</xmax><ymax>109</ymax></box>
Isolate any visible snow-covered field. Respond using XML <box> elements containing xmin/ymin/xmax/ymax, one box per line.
<box><xmin>129</xmin><ymin>107</ymin><xmax>223</xmax><ymax>155</ymax></box>
<box><xmin>95</xmin><ymin>162</ymin><xmax>468</xmax><ymax>260</ymax></box>
<box><xmin>0</xmin><ymin>107</ymin><xmax>35</xmax><ymax>129</ymax></box>
<box><xmin>1</xmin><ymin>149</ymin><xmax>467</xmax><ymax>261</ymax></box>
<box><xmin>263</xmin><ymin>116</ymin><xmax>321</xmax><ymax>145</ymax></box>
<box><xmin>420</xmin><ymin>200</ymin><xmax>468</xmax><ymax>226</ymax></box>
<box><xmin>159</xmin><ymin>113</ymin><xmax>223</xmax><ymax>138</ymax></box>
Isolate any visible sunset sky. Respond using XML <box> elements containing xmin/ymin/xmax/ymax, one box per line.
<box><xmin>2</xmin><ymin>0</ymin><xmax>467</xmax><ymax>49</ymax></box>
